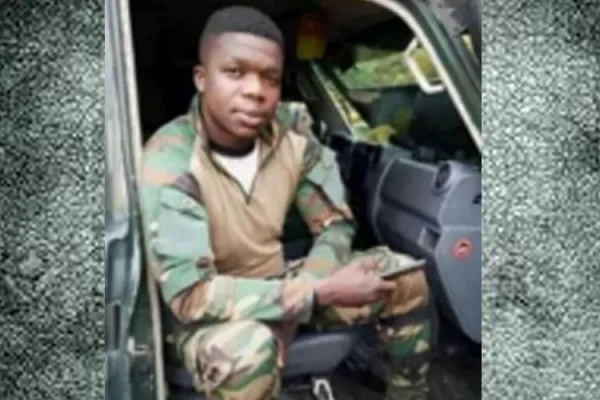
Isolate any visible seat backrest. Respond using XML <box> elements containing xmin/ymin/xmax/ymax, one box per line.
<box><xmin>406</xmin><ymin>91</ymin><xmax>477</xmax><ymax>158</ymax></box>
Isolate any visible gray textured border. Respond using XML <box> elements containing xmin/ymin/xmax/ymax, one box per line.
<box><xmin>0</xmin><ymin>1</ymin><xmax>104</xmax><ymax>399</ymax></box>
<box><xmin>1</xmin><ymin>0</ymin><xmax>600</xmax><ymax>399</ymax></box>
<box><xmin>482</xmin><ymin>1</ymin><xmax>600</xmax><ymax>399</ymax></box>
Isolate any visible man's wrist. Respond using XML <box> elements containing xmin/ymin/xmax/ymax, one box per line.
<box><xmin>314</xmin><ymin>278</ymin><xmax>334</xmax><ymax>307</ymax></box>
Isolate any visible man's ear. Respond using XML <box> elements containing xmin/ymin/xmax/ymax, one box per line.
<box><xmin>193</xmin><ymin>64</ymin><xmax>206</xmax><ymax>93</ymax></box>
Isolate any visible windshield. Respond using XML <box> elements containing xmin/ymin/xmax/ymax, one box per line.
<box><xmin>334</xmin><ymin>34</ymin><xmax>474</xmax><ymax>90</ymax></box>
<box><xmin>320</xmin><ymin>33</ymin><xmax>479</xmax><ymax>161</ymax></box>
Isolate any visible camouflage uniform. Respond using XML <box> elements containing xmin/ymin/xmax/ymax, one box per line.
<box><xmin>139</xmin><ymin>95</ymin><xmax>433</xmax><ymax>400</ymax></box>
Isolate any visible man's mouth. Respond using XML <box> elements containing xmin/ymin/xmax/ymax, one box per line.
<box><xmin>235</xmin><ymin>111</ymin><xmax>266</xmax><ymax>127</ymax></box>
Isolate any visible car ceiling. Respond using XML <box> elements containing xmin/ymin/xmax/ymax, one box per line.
<box><xmin>132</xmin><ymin>0</ymin><xmax>393</xmax><ymax>44</ymax></box>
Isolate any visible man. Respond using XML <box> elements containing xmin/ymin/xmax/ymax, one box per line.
<box><xmin>140</xmin><ymin>6</ymin><xmax>433</xmax><ymax>400</ymax></box>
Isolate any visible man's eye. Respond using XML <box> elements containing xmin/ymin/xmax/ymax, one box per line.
<box><xmin>265</xmin><ymin>75</ymin><xmax>281</xmax><ymax>86</ymax></box>
<box><xmin>224</xmin><ymin>68</ymin><xmax>242</xmax><ymax>78</ymax></box>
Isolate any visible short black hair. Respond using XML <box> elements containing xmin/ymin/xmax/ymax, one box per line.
<box><xmin>199</xmin><ymin>6</ymin><xmax>284</xmax><ymax>62</ymax></box>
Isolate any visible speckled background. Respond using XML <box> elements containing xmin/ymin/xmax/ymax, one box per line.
<box><xmin>482</xmin><ymin>0</ymin><xmax>600</xmax><ymax>399</ymax></box>
<box><xmin>0</xmin><ymin>0</ymin><xmax>599</xmax><ymax>399</ymax></box>
<box><xmin>0</xmin><ymin>1</ymin><xmax>104</xmax><ymax>399</ymax></box>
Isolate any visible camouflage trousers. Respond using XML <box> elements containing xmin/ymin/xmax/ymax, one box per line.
<box><xmin>174</xmin><ymin>246</ymin><xmax>433</xmax><ymax>400</ymax></box>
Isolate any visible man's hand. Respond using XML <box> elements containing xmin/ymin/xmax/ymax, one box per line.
<box><xmin>314</xmin><ymin>258</ymin><xmax>396</xmax><ymax>308</ymax></box>
<box><xmin>269</xmin><ymin>322</ymin><xmax>298</xmax><ymax>368</ymax></box>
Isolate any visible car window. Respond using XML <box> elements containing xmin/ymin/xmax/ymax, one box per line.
<box><xmin>319</xmin><ymin>32</ymin><xmax>478</xmax><ymax>159</ymax></box>
<box><xmin>334</xmin><ymin>34</ymin><xmax>474</xmax><ymax>91</ymax></box>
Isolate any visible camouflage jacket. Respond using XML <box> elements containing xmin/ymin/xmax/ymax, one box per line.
<box><xmin>139</xmin><ymin>95</ymin><xmax>356</xmax><ymax>327</ymax></box>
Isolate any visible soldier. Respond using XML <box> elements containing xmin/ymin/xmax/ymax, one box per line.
<box><xmin>140</xmin><ymin>6</ymin><xmax>433</xmax><ymax>400</ymax></box>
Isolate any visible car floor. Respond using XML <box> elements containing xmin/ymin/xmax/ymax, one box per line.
<box><xmin>288</xmin><ymin>354</ymin><xmax>481</xmax><ymax>400</ymax></box>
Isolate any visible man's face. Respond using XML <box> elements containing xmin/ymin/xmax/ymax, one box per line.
<box><xmin>194</xmin><ymin>32</ymin><xmax>283</xmax><ymax>140</ymax></box>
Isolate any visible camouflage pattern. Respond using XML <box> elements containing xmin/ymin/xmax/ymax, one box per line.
<box><xmin>298</xmin><ymin>244</ymin><xmax>432</xmax><ymax>399</ymax></box>
<box><xmin>275</xmin><ymin>101</ymin><xmax>314</xmax><ymax>137</ymax></box>
<box><xmin>175</xmin><ymin>320</ymin><xmax>281</xmax><ymax>400</ymax></box>
<box><xmin>174</xmin><ymin>246</ymin><xmax>431</xmax><ymax>399</ymax></box>
<box><xmin>140</xmin><ymin>94</ymin><xmax>432</xmax><ymax>399</ymax></box>
<box><xmin>139</xmin><ymin>97</ymin><xmax>320</xmax><ymax>330</ymax></box>
<box><xmin>276</xmin><ymin>99</ymin><xmax>357</xmax><ymax>278</ymax></box>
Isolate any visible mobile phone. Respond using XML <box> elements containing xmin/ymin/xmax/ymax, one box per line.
<box><xmin>378</xmin><ymin>258</ymin><xmax>426</xmax><ymax>280</ymax></box>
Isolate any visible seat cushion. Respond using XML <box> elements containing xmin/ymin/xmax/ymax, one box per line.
<box><xmin>166</xmin><ymin>330</ymin><xmax>358</xmax><ymax>390</ymax></box>
<box><xmin>282</xmin><ymin>329</ymin><xmax>358</xmax><ymax>377</ymax></box>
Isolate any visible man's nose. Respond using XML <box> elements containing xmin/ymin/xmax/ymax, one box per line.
<box><xmin>241</xmin><ymin>74</ymin><xmax>264</xmax><ymax>99</ymax></box>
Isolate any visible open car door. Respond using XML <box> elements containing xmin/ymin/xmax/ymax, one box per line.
<box><xmin>106</xmin><ymin>1</ymin><xmax>161</xmax><ymax>399</ymax></box>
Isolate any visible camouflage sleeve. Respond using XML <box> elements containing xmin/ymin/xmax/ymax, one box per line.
<box><xmin>294</xmin><ymin>133</ymin><xmax>356</xmax><ymax>279</ymax></box>
<box><xmin>140</xmin><ymin>137</ymin><xmax>315</xmax><ymax>325</ymax></box>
